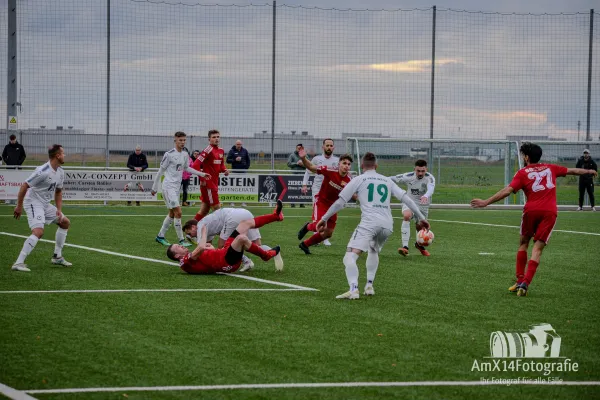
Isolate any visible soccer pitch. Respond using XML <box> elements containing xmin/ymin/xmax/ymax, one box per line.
<box><xmin>0</xmin><ymin>205</ymin><xmax>599</xmax><ymax>400</ymax></box>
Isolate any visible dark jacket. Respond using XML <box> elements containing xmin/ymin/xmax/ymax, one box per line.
<box><xmin>226</xmin><ymin>146</ymin><xmax>251</xmax><ymax>170</ymax></box>
<box><xmin>576</xmin><ymin>156</ymin><xmax>597</xmax><ymax>183</ymax></box>
<box><xmin>127</xmin><ymin>152</ymin><xmax>148</xmax><ymax>171</ymax></box>
<box><xmin>2</xmin><ymin>141</ymin><xmax>26</xmax><ymax>166</ymax></box>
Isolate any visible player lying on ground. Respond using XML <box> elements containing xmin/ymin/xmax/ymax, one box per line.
<box><xmin>390</xmin><ymin>159</ymin><xmax>436</xmax><ymax>257</ymax></box>
<box><xmin>167</xmin><ymin>200</ymin><xmax>284</xmax><ymax>274</ymax></box>
<box><xmin>296</xmin><ymin>147</ymin><xmax>353</xmax><ymax>255</ymax></box>
<box><xmin>316</xmin><ymin>152</ymin><xmax>430</xmax><ymax>300</ymax></box>
<box><xmin>11</xmin><ymin>144</ymin><xmax>72</xmax><ymax>272</ymax></box>
<box><xmin>182</xmin><ymin>207</ymin><xmax>284</xmax><ymax>272</ymax></box>
<box><xmin>301</xmin><ymin>138</ymin><xmax>340</xmax><ymax>246</ymax></box>
<box><xmin>470</xmin><ymin>142</ymin><xmax>597</xmax><ymax>297</ymax></box>
<box><xmin>151</xmin><ymin>131</ymin><xmax>210</xmax><ymax>247</ymax></box>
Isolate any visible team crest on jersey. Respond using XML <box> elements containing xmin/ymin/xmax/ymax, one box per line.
<box><xmin>219</xmin><ymin>153</ymin><xmax>223</xmax><ymax>158</ymax></box>
<box><xmin>341</xmin><ymin>181</ymin><xmax>347</xmax><ymax>186</ymax></box>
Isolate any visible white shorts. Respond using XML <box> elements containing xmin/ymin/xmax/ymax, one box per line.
<box><xmin>24</xmin><ymin>200</ymin><xmax>59</xmax><ymax>230</ymax></box>
<box><xmin>402</xmin><ymin>203</ymin><xmax>429</xmax><ymax>221</ymax></box>
<box><xmin>347</xmin><ymin>224</ymin><xmax>393</xmax><ymax>254</ymax></box>
<box><xmin>221</xmin><ymin>208</ymin><xmax>261</xmax><ymax>242</ymax></box>
<box><xmin>162</xmin><ymin>187</ymin><xmax>181</xmax><ymax>209</ymax></box>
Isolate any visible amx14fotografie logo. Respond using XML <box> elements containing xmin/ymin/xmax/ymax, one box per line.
<box><xmin>471</xmin><ymin>324</ymin><xmax>579</xmax><ymax>383</ymax></box>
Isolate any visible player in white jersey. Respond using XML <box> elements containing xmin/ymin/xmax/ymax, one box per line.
<box><xmin>151</xmin><ymin>131</ymin><xmax>210</xmax><ymax>247</ymax></box>
<box><xmin>182</xmin><ymin>208</ymin><xmax>284</xmax><ymax>272</ymax></box>
<box><xmin>317</xmin><ymin>152</ymin><xmax>430</xmax><ymax>300</ymax></box>
<box><xmin>301</xmin><ymin>138</ymin><xmax>339</xmax><ymax>246</ymax></box>
<box><xmin>390</xmin><ymin>159</ymin><xmax>436</xmax><ymax>257</ymax></box>
<box><xmin>11</xmin><ymin>145</ymin><xmax>72</xmax><ymax>272</ymax></box>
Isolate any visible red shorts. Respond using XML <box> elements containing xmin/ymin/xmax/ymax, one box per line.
<box><xmin>200</xmin><ymin>184</ymin><xmax>220</xmax><ymax>206</ymax></box>
<box><xmin>520</xmin><ymin>210</ymin><xmax>557</xmax><ymax>244</ymax></box>
<box><xmin>312</xmin><ymin>200</ymin><xmax>337</xmax><ymax>229</ymax></box>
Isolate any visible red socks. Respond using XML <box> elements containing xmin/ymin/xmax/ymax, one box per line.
<box><xmin>516</xmin><ymin>250</ymin><xmax>527</xmax><ymax>283</ymax></box>
<box><xmin>523</xmin><ymin>260</ymin><xmax>539</xmax><ymax>285</ymax></box>
<box><xmin>307</xmin><ymin>222</ymin><xmax>317</xmax><ymax>232</ymax></box>
<box><xmin>194</xmin><ymin>213</ymin><xmax>204</xmax><ymax>222</ymax></box>
<box><xmin>304</xmin><ymin>233</ymin><xmax>325</xmax><ymax>247</ymax></box>
<box><xmin>248</xmin><ymin>243</ymin><xmax>272</xmax><ymax>261</ymax></box>
<box><xmin>253</xmin><ymin>213</ymin><xmax>280</xmax><ymax>228</ymax></box>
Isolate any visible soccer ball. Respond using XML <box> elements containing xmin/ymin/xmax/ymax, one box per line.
<box><xmin>416</xmin><ymin>229</ymin><xmax>434</xmax><ymax>247</ymax></box>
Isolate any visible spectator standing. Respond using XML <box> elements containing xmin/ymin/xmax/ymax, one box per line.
<box><xmin>227</xmin><ymin>140</ymin><xmax>251</xmax><ymax>172</ymax></box>
<box><xmin>2</xmin><ymin>134</ymin><xmax>26</xmax><ymax>168</ymax></box>
<box><xmin>576</xmin><ymin>149</ymin><xmax>598</xmax><ymax>211</ymax></box>
<box><xmin>227</xmin><ymin>140</ymin><xmax>251</xmax><ymax>206</ymax></box>
<box><xmin>287</xmin><ymin>143</ymin><xmax>309</xmax><ymax>207</ymax></box>
<box><xmin>3</xmin><ymin>134</ymin><xmax>26</xmax><ymax>204</ymax></box>
<box><xmin>126</xmin><ymin>145</ymin><xmax>148</xmax><ymax>206</ymax></box>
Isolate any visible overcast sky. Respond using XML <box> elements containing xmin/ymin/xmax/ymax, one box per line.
<box><xmin>1</xmin><ymin>0</ymin><xmax>599</xmax><ymax>141</ymax></box>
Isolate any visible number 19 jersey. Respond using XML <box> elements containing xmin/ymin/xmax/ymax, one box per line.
<box><xmin>338</xmin><ymin>169</ymin><xmax>408</xmax><ymax>231</ymax></box>
<box><xmin>509</xmin><ymin>163</ymin><xmax>568</xmax><ymax>213</ymax></box>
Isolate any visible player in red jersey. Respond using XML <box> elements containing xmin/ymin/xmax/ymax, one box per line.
<box><xmin>167</xmin><ymin>200</ymin><xmax>284</xmax><ymax>274</ymax></box>
<box><xmin>471</xmin><ymin>142</ymin><xmax>597</xmax><ymax>296</ymax></box>
<box><xmin>296</xmin><ymin>147</ymin><xmax>353</xmax><ymax>254</ymax></box>
<box><xmin>192</xmin><ymin>129</ymin><xmax>229</xmax><ymax>221</ymax></box>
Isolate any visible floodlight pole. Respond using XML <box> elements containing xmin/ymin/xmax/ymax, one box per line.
<box><xmin>106</xmin><ymin>0</ymin><xmax>111</xmax><ymax>168</ymax></box>
<box><xmin>585</xmin><ymin>9</ymin><xmax>593</xmax><ymax>142</ymax></box>
<box><xmin>429</xmin><ymin>6</ymin><xmax>436</xmax><ymax>167</ymax></box>
<box><xmin>270</xmin><ymin>0</ymin><xmax>276</xmax><ymax>171</ymax></box>
<box><xmin>7</xmin><ymin>0</ymin><xmax>17</xmax><ymax>131</ymax></box>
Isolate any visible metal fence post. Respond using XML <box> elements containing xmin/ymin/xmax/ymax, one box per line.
<box><xmin>585</xmin><ymin>9</ymin><xmax>594</xmax><ymax>142</ymax></box>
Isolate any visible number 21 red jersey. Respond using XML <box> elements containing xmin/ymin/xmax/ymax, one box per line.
<box><xmin>509</xmin><ymin>163</ymin><xmax>568</xmax><ymax>213</ymax></box>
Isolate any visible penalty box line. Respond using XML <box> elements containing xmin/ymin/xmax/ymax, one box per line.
<box><xmin>0</xmin><ymin>232</ymin><xmax>318</xmax><ymax>292</ymax></box>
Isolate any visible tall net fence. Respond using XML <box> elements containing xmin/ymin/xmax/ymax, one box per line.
<box><xmin>346</xmin><ymin>138</ymin><xmax>600</xmax><ymax>205</ymax></box>
<box><xmin>0</xmin><ymin>2</ymin><xmax>599</xmax><ymax>176</ymax></box>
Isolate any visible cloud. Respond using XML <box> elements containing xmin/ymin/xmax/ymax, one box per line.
<box><xmin>485</xmin><ymin>111</ymin><xmax>547</xmax><ymax>125</ymax></box>
<box><xmin>115</xmin><ymin>54</ymin><xmax>219</xmax><ymax>71</ymax></box>
<box><xmin>322</xmin><ymin>58</ymin><xmax>460</xmax><ymax>73</ymax></box>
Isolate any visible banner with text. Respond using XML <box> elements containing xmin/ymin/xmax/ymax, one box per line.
<box><xmin>0</xmin><ymin>170</ymin><xmax>265</xmax><ymax>202</ymax></box>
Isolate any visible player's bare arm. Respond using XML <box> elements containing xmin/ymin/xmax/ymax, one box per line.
<box><xmin>184</xmin><ymin>165</ymin><xmax>211</xmax><ymax>181</ymax></box>
<box><xmin>190</xmin><ymin>225</ymin><xmax>208</xmax><ymax>260</ymax></box>
<box><xmin>566</xmin><ymin>168</ymin><xmax>598</xmax><ymax>177</ymax></box>
<box><xmin>470</xmin><ymin>186</ymin><xmax>515</xmax><ymax>208</ymax></box>
<box><xmin>13</xmin><ymin>182</ymin><xmax>30</xmax><ymax>219</ymax></box>
<box><xmin>396</xmin><ymin>189</ymin><xmax>430</xmax><ymax>230</ymax></box>
<box><xmin>298</xmin><ymin>148</ymin><xmax>318</xmax><ymax>173</ymax></box>
<box><xmin>54</xmin><ymin>188</ymin><xmax>64</xmax><ymax>222</ymax></box>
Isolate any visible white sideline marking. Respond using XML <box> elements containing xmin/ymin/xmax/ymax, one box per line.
<box><xmin>0</xmin><ymin>382</ymin><xmax>38</xmax><ymax>400</ymax></box>
<box><xmin>0</xmin><ymin>289</ymin><xmax>310</xmax><ymax>294</ymax></box>
<box><xmin>478</xmin><ymin>253</ymin><xmax>495</xmax><ymax>255</ymax></box>
<box><xmin>25</xmin><ymin>380</ymin><xmax>600</xmax><ymax>394</ymax></box>
<box><xmin>0</xmin><ymin>232</ymin><xmax>317</xmax><ymax>292</ymax></box>
<box><xmin>2</xmin><ymin>214</ymin><xmax>598</xmax><ymax>236</ymax></box>
<box><xmin>426</xmin><ymin>218</ymin><xmax>600</xmax><ymax>236</ymax></box>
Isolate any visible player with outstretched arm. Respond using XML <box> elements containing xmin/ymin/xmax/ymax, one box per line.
<box><xmin>316</xmin><ymin>152</ymin><xmax>430</xmax><ymax>300</ymax></box>
<box><xmin>471</xmin><ymin>142</ymin><xmax>598</xmax><ymax>297</ymax></box>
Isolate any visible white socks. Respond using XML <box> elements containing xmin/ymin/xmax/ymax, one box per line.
<box><xmin>366</xmin><ymin>250</ymin><xmax>379</xmax><ymax>284</ymax></box>
<box><xmin>158</xmin><ymin>216</ymin><xmax>173</xmax><ymax>238</ymax></box>
<box><xmin>174</xmin><ymin>218</ymin><xmax>183</xmax><ymax>242</ymax></box>
<box><xmin>54</xmin><ymin>228</ymin><xmax>68</xmax><ymax>258</ymax></box>
<box><xmin>343</xmin><ymin>252</ymin><xmax>360</xmax><ymax>291</ymax></box>
<box><xmin>401</xmin><ymin>220</ymin><xmax>410</xmax><ymax>247</ymax></box>
<box><xmin>16</xmin><ymin>234</ymin><xmax>39</xmax><ymax>264</ymax></box>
